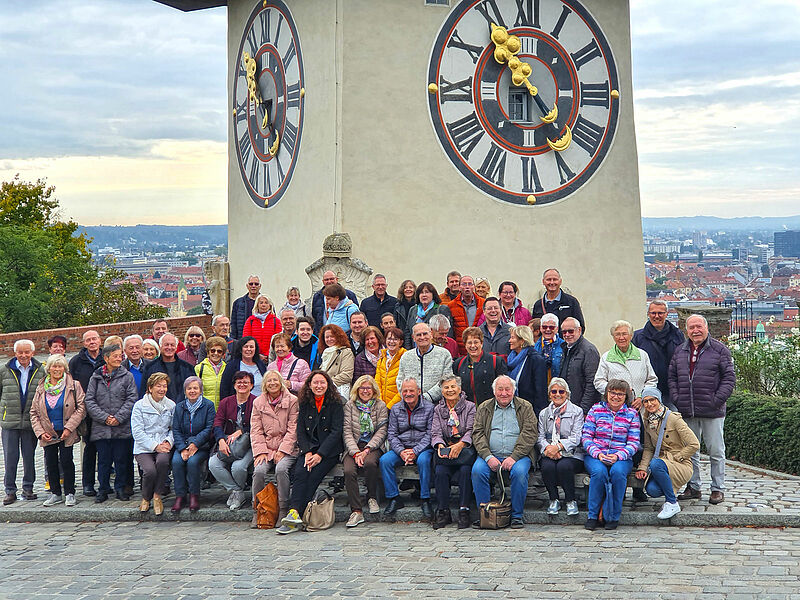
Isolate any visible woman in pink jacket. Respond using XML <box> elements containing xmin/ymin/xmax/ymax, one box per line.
<box><xmin>249</xmin><ymin>370</ymin><xmax>299</xmax><ymax>527</ymax></box>
<box><xmin>266</xmin><ymin>333</ymin><xmax>311</xmax><ymax>394</ymax></box>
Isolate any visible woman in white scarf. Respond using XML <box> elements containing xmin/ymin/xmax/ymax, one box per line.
<box><xmin>131</xmin><ymin>372</ymin><xmax>176</xmax><ymax>515</ymax></box>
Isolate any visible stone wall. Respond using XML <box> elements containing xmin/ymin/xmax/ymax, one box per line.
<box><xmin>0</xmin><ymin>315</ymin><xmax>212</xmax><ymax>358</ymax></box>
<box><xmin>675</xmin><ymin>306</ymin><xmax>733</xmax><ymax>341</ymax></box>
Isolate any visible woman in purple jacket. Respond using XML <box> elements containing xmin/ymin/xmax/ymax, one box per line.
<box><xmin>431</xmin><ymin>375</ymin><xmax>476</xmax><ymax>530</ymax></box>
<box><xmin>581</xmin><ymin>379</ymin><xmax>640</xmax><ymax>531</ymax></box>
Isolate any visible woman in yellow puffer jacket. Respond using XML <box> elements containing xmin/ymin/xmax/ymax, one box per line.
<box><xmin>194</xmin><ymin>336</ymin><xmax>227</xmax><ymax>409</ymax></box>
<box><xmin>375</xmin><ymin>327</ymin><xmax>406</xmax><ymax>409</ymax></box>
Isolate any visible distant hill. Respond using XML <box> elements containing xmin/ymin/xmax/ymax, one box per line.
<box><xmin>642</xmin><ymin>216</ymin><xmax>800</xmax><ymax>232</ymax></box>
<box><xmin>78</xmin><ymin>225</ymin><xmax>227</xmax><ymax>250</ymax></box>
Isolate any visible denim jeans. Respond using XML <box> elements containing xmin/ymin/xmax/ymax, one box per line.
<box><xmin>171</xmin><ymin>450</ymin><xmax>209</xmax><ymax>496</ymax></box>
<box><xmin>471</xmin><ymin>456</ymin><xmax>531</xmax><ymax>520</ymax></box>
<box><xmin>584</xmin><ymin>455</ymin><xmax>632</xmax><ymax>522</ymax></box>
<box><xmin>644</xmin><ymin>458</ymin><xmax>677</xmax><ymax>504</ymax></box>
<box><xmin>379</xmin><ymin>449</ymin><xmax>433</xmax><ymax>499</ymax></box>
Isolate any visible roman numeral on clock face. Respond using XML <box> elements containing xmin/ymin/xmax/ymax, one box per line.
<box><xmin>474</xmin><ymin>0</ymin><xmax>505</xmax><ymax>29</ymax></box>
<box><xmin>580</xmin><ymin>82</ymin><xmax>609</xmax><ymax>107</ymax></box>
<box><xmin>477</xmin><ymin>143</ymin><xmax>507</xmax><ymax>187</ymax></box>
<box><xmin>439</xmin><ymin>76</ymin><xmax>473</xmax><ymax>103</ymax></box>
<box><xmin>571</xmin><ymin>114</ymin><xmax>605</xmax><ymax>155</ymax></box>
<box><xmin>447</xmin><ymin>29</ymin><xmax>483</xmax><ymax>64</ymax></box>
<box><xmin>514</xmin><ymin>0</ymin><xmax>540</xmax><ymax>28</ymax></box>
<box><xmin>447</xmin><ymin>112</ymin><xmax>485</xmax><ymax>160</ymax></box>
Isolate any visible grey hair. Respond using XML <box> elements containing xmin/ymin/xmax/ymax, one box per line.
<box><xmin>159</xmin><ymin>333</ymin><xmax>178</xmax><ymax>347</ymax></box>
<box><xmin>373</xmin><ymin>273</ymin><xmax>386</xmax><ymax>283</ymax></box>
<box><xmin>247</xmin><ymin>275</ymin><xmax>261</xmax><ymax>282</ymax></box>
<box><xmin>280</xmin><ymin>307</ymin><xmax>297</xmax><ymax>318</ymax></box>
<box><xmin>13</xmin><ymin>339</ymin><xmax>35</xmax><ymax>353</ymax></box>
<box><xmin>649</xmin><ymin>299</ymin><xmax>668</xmax><ymax>310</ymax></box>
<box><xmin>183</xmin><ymin>375</ymin><xmax>203</xmax><ymax>393</ymax></box>
<box><xmin>540</xmin><ymin>313</ymin><xmax>560</xmax><ymax>327</ymax></box>
<box><xmin>102</xmin><ymin>343</ymin><xmax>122</xmax><ymax>357</ymax></box>
<box><xmin>686</xmin><ymin>314</ymin><xmax>708</xmax><ymax>327</ymax></box>
<box><xmin>286</xmin><ymin>286</ymin><xmax>300</xmax><ymax>296</ymax></box>
<box><xmin>562</xmin><ymin>317</ymin><xmax>582</xmax><ymax>331</ymax></box>
<box><xmin>211</xmin><ymin>314</ymin><xmax>229</xmax><ymax>327</ymax></box>
<box><xmin>123</xmin><ymin>334</ymin><xmax>143</xmax><ymax>348</ymax></box>
<box><xmin>491</xmin><ymin>374</ymin><xmax>516</xmax><ymax>394</ymax></box>
<box><xmin>429</xmin><ymin>314</ymin><xmax>451</xmax><ymax>331</ymax></box>
<box><xmin>542</xmin><ymin>267</ymin><xmax>561</xmax><ymax>278</ymax></box>
<box><xmin>548</xmin><ymin>377</ymin><xmax>571</xmax><ymax>399</ymax></box>
<box><xmin>441</xmin><ymin>374</ymin><xmax>461</xmax><ymax>387</ymax></box>
<box><xmin>44</xmin><ymin>354</ymin><xmax>69</xmax><ymax>374</ymax></box>
<box><xmin>400</xmin><ymin>376</ymin><xmax>420</xmax><ymax>390</ymax></box>
<box><xmin>610</xmin><ymin>320</ymin><xmax>633</xmax><ymax>336</ymax></box>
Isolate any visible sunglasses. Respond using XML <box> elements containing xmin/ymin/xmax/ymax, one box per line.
<box><xmin>247</xmin><ymin>283</ymin><xmax>260</xmax><ymax>286</ymax></box>
<box><xmin>188</xmin><ymin>333</ymin><xmax>203</xmax><ymax>338</ymax></box>
<box><xmin>208</xmin><ymin>348</ymin><xmax>224</xmax><ymax>354</ymax></box>
<box><xmin>541</xmin><ymin>325</ymin><xmax>556</xmax><ymax>331</ymax></box>
<box><xmin>549</xmin><ymin>389</ymin><xmax>567</xmax><ymax>395</ymax></box>
<box><xmin>561</xmin><ymin>328</ymin><xmax>576</xmax><ymax>334</ymax></box>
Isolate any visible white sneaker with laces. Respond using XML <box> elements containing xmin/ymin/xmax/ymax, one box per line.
<box><xmin>367</xmin><ymin>498</ymin><xmax>380</xmax><ymax>514</ymax></box>
<box><xmin>547</xmin><ymin>499</ymin><xmax>560</xmax><ymax>515</ymax></box>
<box><xmin>566</xmin><ymin>501</ymin><xmax>579</xmax><ymax>516</ymax></box>
<box><xmin>65</xmin><ymin>494</ymin><xmax>76</xmax><ymax>507</ymax></box>
<box><xmin>230</xmin><ymin>491</ymin><xmax>246</xmax><ymax>511</ymax></box>
<box><xmin>657</xmin><ymin>501</ymin><xmax>681</xmax><ymax>520</ymax></box>
<box><xmin>42</xmin><ymin>494</ymin><xmax>63</xmax><ymax>507</ymax></box>
<box><xmin>226</xmin><ymin>491</ymin><xmax>236</xmax><ymax>507</ymax></box>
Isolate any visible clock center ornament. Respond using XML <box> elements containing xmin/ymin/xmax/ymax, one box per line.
<box><xmin>233</xmin><ymin>0</ymin><xmax>305</xmax><ymax>208</ymax></box>
<box><xmin>427</xmin><ymin>0</ymin><xmax>620</xmax><ymax>206</ymax></box>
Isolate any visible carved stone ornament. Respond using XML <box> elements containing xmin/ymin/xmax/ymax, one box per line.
<box><xmin>306</xmin><ymin>234</ymin><xmax>373</xmax><ymax>302</ymax></box>
<box><xmin>322</xmin><ymin>232</ymin><xmax>353</xmax><ymax>258</ymax></box>
<box><xmin>204</xmin><ymin>260</ymin><xmax>232</xmax><ymax>318</ymax></box>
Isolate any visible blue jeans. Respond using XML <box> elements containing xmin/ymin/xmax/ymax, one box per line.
<box><xmin>584</xmin><ymin>455</ymin><xmax>632</xmax><ymax>522</ymax></box>
<box><xmin>380</xmin><ymin>449</ymin><xmax>433</xmax><ymax>499</ymax></box>
<box><xmin>645</xmin><ymin>458</ymin><xmax>677</xmax><ymax>504</ymax></box>
<box><xmin>171</xmin><ymin>450</ymin><xmax>209</xmax><ymax>496</ymax></box>
<box><xmin>471</xmin><ymin>456</ymin><xmax>531</xmax><ymax>520</ymax></box>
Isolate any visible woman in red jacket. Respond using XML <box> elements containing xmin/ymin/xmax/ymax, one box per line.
<box><xmin>243</xmin><ymin>294</ymin><xmax>282</xmax><ymax>359</ymax></box>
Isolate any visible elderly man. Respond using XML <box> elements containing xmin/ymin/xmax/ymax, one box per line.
<box><xmin>479</xmin><ymin>296</ymin><xmax>511</xmax><ymax>356</ymax></box>
<box><xmin>430</xmin><ymin>314</ymin><xmax>458</xmax><ymax>359</ymax></box>
<box><xmin>0</xmin><ymin>340</ymin><xmax>45</xmax><ymax>504</ymax></box>
<box><xmin>559</xmin><ymin>317</ymin><xmax>601</xmax><ymax>414</ymax></box>
<box><xmin>141</xmin><ymin>333</ymin><xmax>195</xmax><ymax>402</ymax></box>
<box><xmin>122</xmin><ymin>335</ymin><xmax>147</xmax><ymax>391</ymax></box>
<box><xmin>230</xmin><ymin>275</ymin><xmax>262</xmax><ymax>339</ymax></box>
<box><xmin>348</xmin><ymin>311</ymin><xmax>369</xmax><ymax>353</ymax></box>
<box><xmin>531</xmin><ymin>268</ymin><xmax>585</xmax><ymax>331</ymax></box>
<box><xmin>268</xmin><ymin>309</ymin><xmax>299</xmax><ymax>362</ymax></box>
<box><xmin>534</xmin><ymin>313</ymin><xmax>565</xmax><ymax>383</ymax></box>
<box><xmin>448</xmin><ymin>275</ymin><xmax>485</xmax><ymax>356</ymax></box>
<box><xmin>312</xmin><ymin>270</ymin><xmax>358</xmax><ymax>334</ymax></box>
<box><xmin>396</xmin><ymin>323</ymin><xmax>453</xmax><ymax>404</ymax></box>
<box><xmin>360</xmin><ymin>274</ymin><xmax>398</xmax><ymax>328</ymax></box>
<box><xmin>633</xmin><ymin>300</ymin><xmax>684</xmax><ymax>410</ymax></box>
<box><xmin>444</xmin><ymin>271</ymin><xmax>461</xmax><ymax>302</ymax></box>
<box><xmin>380</xmin><ymin>377</ymin><xmax>435</xmax><ymax>518</ymax></box>
<box><xmin>669</xmin><ymin>315</ymin><xmax>735</xmax><ymax>505</ymax></box>
<box><xmin>292</xmin><ymin>316</ymin><xmax>319</xmax><ymax>370</ymax></box>
<box><xmin>471</xmin><ymin>375</ymin><xmax>538</xmax><ymax>529</ymax></box>
<box><xmin>197</xmin><ymin>314</ymin><xmax>235</xmax><ymax>363</ymax></box>
<box><xmin>69</xmin><ymin>330</ymin><xmax>105</xmax><ymax>496</ymax></box>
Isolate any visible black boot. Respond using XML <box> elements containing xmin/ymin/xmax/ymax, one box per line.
<box><xmin>433</xmin><ymin>509</ymin><xmax>452</xmax><ymax>530</ymax></box>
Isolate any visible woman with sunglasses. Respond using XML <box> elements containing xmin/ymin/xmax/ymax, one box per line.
<box><xmin>195</xmin><ymin>336</ymin><xmax>227</xmax><ymax>409</ymax></box>
<box><xmin>537</xmin><ymin>378</ymin><xmax>584</xmax><ymax>517</ymax></box>
<box><xmin>177</xmin><ymin>326</ymin><xmax>206</xmax><ymax>366</ymax></box>
<box><xmin>533</xmin><ymin>313</ymin><xmax>564</xmax><ymax>384</ymax></box>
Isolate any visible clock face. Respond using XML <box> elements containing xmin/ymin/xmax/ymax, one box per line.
<box><xmin>233</xmin><ymin>0</ymin><xmax>304</xmax><ymax>208</ymax></box>
<box><xmin>427</xmin><ymin>0</ymin><xmax>620</xmax><ymax>206</ymax></box>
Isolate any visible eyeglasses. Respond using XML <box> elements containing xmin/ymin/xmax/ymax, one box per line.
<box><xmin>500</xmin><ymin>290</ymin><xmax>515</xmax><ymax>295</ymax></box>
<box><xmin>247</xmin><ymin>282</ymin><xmax>260</xmax><ymax>286</ymax></box>
<box><xmin>188</xmin><ymin>333</ymin><xmax>203</xmax><ymax>338</ymax></box>
<box><xmin>642</xmin><ymin>397</ymin><xmax>660</xmax><ymax>404</ymax></box>
<box><xmin>561</xmin><ymin>328</ymin><xmax>576</xmax><ymax>335</ymax></box>
<box><xmin>549</xmin><ymin>389</ymin><xmax>567</xmax><ymax>395</ymax></box>
<box><xmin>208</xmin><ymin>348</ymin><xmax>224</xmax><ymax>354</ymax></box>
<box><xmin>608</xmin><ymin>391</ymin><xmax>627</xmax><ymax>399</ymax></box>
<box><xmin>541</xmin><ymin>325</ymin><xmax>556</xmax><ymax>331</ymax></box>
<box><xmin>648</xmin><ymin>311</ymin><xmax>667</xmax><ymax>317</ymax></box>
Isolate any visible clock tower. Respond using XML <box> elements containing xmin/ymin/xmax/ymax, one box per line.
<box><xmin>161</xmin><ymin>0</ymin><xmax>645</xmax><ymax>338</ymax></box>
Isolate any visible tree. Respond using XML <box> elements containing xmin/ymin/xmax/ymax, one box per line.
<box><xmin>646</xmin><ymin>283</ymin><xmax>667</xmax><ymax>292</ymax></box>
<box><xmin>0</xmin><ymin>175</ymin><xmax>60</xmax><ymax>229</ymax></box>
<box><xmin>186</xmin><ymin>306</ymin><xmax>206</xmax><ymax>316</ymax></box>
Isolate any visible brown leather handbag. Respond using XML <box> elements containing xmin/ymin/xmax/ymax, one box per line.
<box><xmin>254</xmin><ymin>483</ymin><xmax>279</xmax><ymax>529</ymax></box>
<box><xmin>479</xmin><ymin>469</ymin><xmax>512</xmax><ymax>529</ymax></box>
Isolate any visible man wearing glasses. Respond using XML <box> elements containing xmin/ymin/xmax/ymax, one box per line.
<box><xmin>558</xmin><ymin>317</ymin><xmax>601</xmax><ymax>415</ymax></box>
<box><xmin>633</xmin><ymin>300</ymin><xmax>684</xmax><ymax>410</ymax></box>
<box><xmin>230</xmin><ymin>275</ymin><xmax>262</xmax><ymax>340</ymax></box>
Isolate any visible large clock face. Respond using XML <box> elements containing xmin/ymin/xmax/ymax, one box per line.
<box><xmin>428</xmin><ymin>0</ymin><xmax>620</xmax><ymax>206</ymax></box>
<box><xmin>233</xmin><ymin>0</ymin><xmax>304</xmax><ymax>208</ymax></box>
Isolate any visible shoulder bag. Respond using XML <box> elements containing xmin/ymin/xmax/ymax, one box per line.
<box><xmin>479</xmin><ymin>469</ymin><xmax>512</xmax><ymax>529</ymax></box>
<box><xmin>303</xmin><ymin>489</ymin><xmax>335</xmax><ymax>531</ymax></box>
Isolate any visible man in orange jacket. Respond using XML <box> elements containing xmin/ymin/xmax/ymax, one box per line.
<box><xmin>447</xmin><ymin>275</ymin><xmax>484</xmax><ymax>356</ymax></box>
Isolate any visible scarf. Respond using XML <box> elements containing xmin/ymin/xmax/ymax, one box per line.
<box><xmin>314</xmin><ymin>395</ymin><xmax>324</xmax><ymax>413</ymax></box>
<box><xmin>268</xmin><ymin>391</ymin><xmax>282</xmax><ymax>406</ymax></box>
<box><xmin>446</xmin><ymin>403</ymin><xmax>460</xmax><ymax>437</ymax></box>
<box><xmin>253</xmin><ymin>311</ymin><xmax>269</xmax><ymax>324</ymax></box>
<box><xmin>276</xmin><ymin>352</ymin><xmax>294</xmax><ymax>372</ymax></box>
<box><xmin>550</xmin><ymin>400</ymin><xmax>569</xmax><ymax>439</ymax></box>
<box><xmin>285</xmin><ymin>300</ymin><xmax>305</xmax><ymax>312</ymax></box>
<box><xmin>209</xmin><ymin>360</ymin><xmax>224</xmax><ymax>375</ymax></box>
<box><xmin>501</xmin><ymin>298</ymin><xmax>520</xmax><ymax>324</ymax></box>
<box><xmin>320</xmin><ymin>346</ymin><xmax>340</xmax><ymax>371</ymax></box>
<box><xmin>606</xmin><ymin>343</ymin><xmax>641</xmax><ymax>365</ymax></box>
<box><xmin>186</xmin><ymin>397</ymin><xmax>202</xmax><ymax>418</ymax></box>
<box><xmin>355</xmin><ymin>398</ymin><xmax>375</xmax><ymax>433</ymax></box>
<box><xmin>416</xmin><ymin>302</ymin><xmax>436</xmax><ymax>323</ymax></box>
<box><xmin>100</xmin><ymin>365</ymin><xmax>115</xmax><ymax>388</ymax></box>
<box><xmin>364</xmin><ymin>348</ymin><xmax>379</xmax><ymax>367</ymax></box>
<box><xmin>44</xmin><ymin>376</ymin><xmax>66</xmax><ymax>410</ymax></box>
<box><xmin>648</xmin><ymin>405</ymin><xmax>667</xmax><ymax>430</ymax></box>
<box><xmin>506</xmin><ymin>349</ymin><xmax>528</xmax><ymax>380</ymax></box>
<box><xmin>145</xmin><ymin>392</ymin><xmax>171</xmax><ymax>415</ymax></box>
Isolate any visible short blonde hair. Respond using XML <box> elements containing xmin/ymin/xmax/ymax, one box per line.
<box><xmin>184</xmin><ymin>325</ymin><xmax>206</xmax><ymax>345</ymax></box>
<box><xmin>253</xmin><ymin>294</ymin><xmax>274</xmax><ymax>315</ymax></box>
<box><xmin>261</xmin><ymin>369</ymin><xmax>288</xmax><ymax>393</ymax></box>
<box><xmin>349</xmin><ymin>375</ymin><xmax>381</xmax><ymax>403</ymax></box>
<box><xmin>511</xmin><ymin>325</ymin><xmax>534</xmax><ymax>348</ymax></box>
<box><xmin>44</xmin><ymin>354</ymin><xmax>69</xmax><ymax>374</ymax></box>
<box><xmin>610</xmin><ymin>320</ymin><xmax>633</xmax><ymax>336</ymax></box>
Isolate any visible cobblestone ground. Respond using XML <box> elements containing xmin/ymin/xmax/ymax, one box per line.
<box><xmin>1</xmin><ymin>522</ymin><xmax>799</xmax><ymax>599</ymax></box>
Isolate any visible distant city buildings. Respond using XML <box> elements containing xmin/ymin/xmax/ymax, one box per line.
<box><xmin>775</xmin><ymin>230</ymin><xmax>800</xmax><ymax>258</ymax></box>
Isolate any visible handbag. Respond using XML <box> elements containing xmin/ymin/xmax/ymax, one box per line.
<box><xmin>215</xmin><ymin>429</ymin><xmax>251</xmax><ymax>465</ymax></box>
<box><xmin>302</xmin><ymin>489</ymin><xmax>335</xmax><ymax>531</ymax></box>
<box><xmin>254</xmin><ymin>482</ymin><xmax>279</xmax><ymax>529</ymax></box>
<box><xmin>479</xmin><ymin>469</ymin><xmax>512</xmax><ymax>529</ymax></box>
<box><xmin>434</xmin><ymin>444</ymin><xmax>476</xmax><ymax>468</ymax></box>
<box><xmin>644</xmin><ymin>409</ymin><xmax>671</xmax><ymax>486</ymax></box>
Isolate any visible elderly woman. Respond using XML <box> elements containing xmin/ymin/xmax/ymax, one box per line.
<box><xmin>507</xmin><ymin>325</ymin><xmax>548</xmax><ymax>415</ymax></box>
<box><xmin>84</xmin><ymin>343</ymin><xmax>138</xmax><ymax>503</ymax></box>
<box><xmin>431</xmin><ymin>375</ymin><xmax>476</xmax><ymax>530</ymax></box>
<box><xmin>454</xmin><ymin>327</ymin><xmax>508</xmax><ymax>406</ymax></box>
<box><xmin>267</xmin><ymin>333</ymin><xmax>311</xmax><ymax>394</ymax></box>
<box><xmin>594</xmin><ymin>320</ymin><xmax>658</xmax><ymax>405</ymax></box>
<box><xmin>318</xmin><ymin>324</ymin><xmax>355</xmax><ymax>401</ymax></box>
<box><xmin>220</xmin><ymin>336</ymin><xmax>267</xmax><ymax>399</ymax></box>
<box><xmin>281</xmin><ymin>286</ymin><xmax>308</xmax><ymax>318</ymax></box>
<box><xmin>30</xmin><ymin>354</ymin><xmax>86</xmax><ymax>507</ymax></box>
<box><xmin>208</xmin><ymin>371</ymin><xmax>256</xmax><ymax>511</ymax></box>
<box><xmin>250</xmin><ymin>370</ymin><xmax>299</xmax><ymax>527</ymax></box>
<box><xmin>277</xmin><ymin>370</ymin><xmax>344</xmax><ymax>535</ymax></box>
<box><xmin>130</xmin><ymin>373</ymin><xmax>175</xmax><ymax>515</ymax></box>
<box><xmin>243</xmin><ymin>294</ymin><xmax>283</xmax><ymax>355</ymax></box>
<box><xmin>142</xmin><ymin>338</ymin><xmax>160</xmax><ymax>361</ymax></box>
<box><xmin>537</xmin><ymin>378</ymin><xmax>584</xmax><ymax>516</ymax></box>
<box><xmin>474</xmin><ymin>277</ymin><xmax>491</xmax><ymax>299</ymax></box>
<box><xmin>394</xmin><ymin>279</ymin><xmax>416</xmax><ymax>347</ymax></box>
<box><xmin>342</xmin><ymin>375</ymin><xmax>388</xmax><ymax>528</ymax></box>
<box><xmin>534</xmin><ymin>313</ymin><xmax>564</xmax><ymax>384</ymax></box>
<box><xmin>581</xmin><ymin>379</ymin><xmax>641</xmax><ymax>531</ymax></box>
<box><xmin>171</xmin><ymin>376</ymin><xmax>216</xmax><ymax>513</ymax></box>
<box><xmin>323</xmin><ymin>283</ymin><xmax>359</xmax><ymax>333</ymax></box>
<box><xmin>177</xmin><ymin>326</ymin><xmax>206</xmax><ymax>366</ymax></box>
<box><xmin>634</xmin><ymin>386</ymin><xmax>700</xmax><ymax>520</ymax></box>
<box><xmin>195</xmin><ymin>335</ymin><xmax>227</xmax><ymax>409</ymax></box>
<box><xmin>352</xmin><ymin>326</ymin><xmax>385</xmax><ymax>383</ymax></box>
<box><xmin>403</xmin><ymin>282</ymin><xmax>453</xmax><ymax>348</ymax></box>
<box><xmin>375</xmin><ymin>326</ymin><xmax>406</xmax><ymax>409</ymax></box>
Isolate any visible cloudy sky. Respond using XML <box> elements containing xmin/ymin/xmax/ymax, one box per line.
<box><xmin>1</xmin><ymin>0</ymin><xmax>799</xmax><ymax>225</ymax></box>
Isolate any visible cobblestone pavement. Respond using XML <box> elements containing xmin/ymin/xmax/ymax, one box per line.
<box><xmin>1</xmin><ymin>521</ymin><xmax>799</xmax><ymax>599</ymax></box>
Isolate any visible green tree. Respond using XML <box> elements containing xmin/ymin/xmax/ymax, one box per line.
<box><xmin>0</xmin><ymin>175</ymin><xmax>60</xmax><ymax>228</ymax></box>
<box><xmin>186</xmin><ymin>305</ymin><xmax>206</xmax><ymax>316</ymax></box>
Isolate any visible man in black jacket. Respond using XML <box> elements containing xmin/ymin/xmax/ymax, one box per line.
<box><xmin>633</xmin><ymin>300</ymin><xmax>684</xmax><ymax>409</ymax></box>
<box><xmin>140</xmin><ymin>334</ymin><xmax>195</xmax><ymax>403</ymax></box>
<box><xmin>360</xmin><ymin>274</ymin><xmax>398</xmax><ymax>327</ymax></box>
<box><xmin>531</xmin><ymin>268</ymin><xmax>586</xmax><ymax>331</ymax></box>
<box><xmin>292</xmin><ymin>317</ymin><xmax>319</xmax><ymax>370</ymax></box>
<box><xmin>558</xmin><ymin>318</ymin><xmax>600</xmax><ymax>415</ymax></box>
<box><xmin>69</xmin><ymin>330</ymin><xmax>104</xmax><ymax>496</ymax></box>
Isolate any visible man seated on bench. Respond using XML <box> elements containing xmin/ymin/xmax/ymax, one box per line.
<box><xmin>380</xmin><ymin>377</ymin><xmax>435</xmax><ymax>519</ymax></box>
<box><xmin>471</xmin><ymin>375</ymin><xmax>539</xmax><ymax>529</ymax></box>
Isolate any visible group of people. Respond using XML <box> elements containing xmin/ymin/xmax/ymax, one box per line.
<box><xmin>0</xmin><ymin>267</ymin><xmax>735</xmax><ymax>532</ymax></box>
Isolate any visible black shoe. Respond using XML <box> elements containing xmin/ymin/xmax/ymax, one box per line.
<box><xmin>584</xmin><ymin>518</ymin><xmax>598</xmax><ymax>531</ymax></box>
<box><xmin>457</xmin><ymin>509</ymin><xmax>471</xmax><ymax>529</ymax></box>
<box><xmin>632</xmin><ymin>488</ymin><xmax>648</xmax><ymax>502</ymax></box>
<box><xmin>329</xmin><ymin>476</ymin><xmax>345</xmax><ymax>494</ymax></box>
<box><xmin>399</xmin><ymin>479</ymin><xmax>415</xmax><ymax>491</ymax></box>
<box><xmin>95</xmin><ymin>492</ymin><xmax>109</xmax><ymax>504</ymax></box>
<box><xmin>433</xmin><ymin>509</ymin><xmax>452</xmax><ymax>529</ymax></box>
<box><xmin>83</xmin><ymin>486</ymin><xmax>97</xmax><ymax>497</ymax></box>
<box><xmin>384</xmin><ymin>497</ymin><xmax>405</xmax><ymax>516</ymax></box>
<box><xmin>116</xmin><ymin>490</ymin><xmax>132</xmax><ymax>501</ymax></box>
<box><xmin>420</xmin><ymin>500</ymin><xmax>433</xmax><ymax>520</ymax></box>
<box><xmin>510</xmin><ymin>518</ymin><xmax>524</xmax><ymax>529</ymax></box>
<box><xmin>123</xmin><ymin>485</ymin><xmax>134</xmax><ymax>496</ymax></box>
<box><xmin>604</xmin><ymin>520</ymin><xmax>619</xmax><ymax>530</ymax></box>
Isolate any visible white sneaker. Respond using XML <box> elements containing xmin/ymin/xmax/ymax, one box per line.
<box><xmin>226</xmin><ymin>491</ymin><xmax>236</xmax><ymax>507</ymax></box>
<box><xmin>42</xmin><ymin>494</ymin><xmax>63</xmax><ymax>507</ymax></box>
<box><xmin>566</xmin><ymin>501</ymin><xmax>579</xmax><ymax>516</ymax></box>
<box><xmin>65</xmin><ymin>494</ymin><xmax>76</xmax><ymax>507</ymax></box>
<box><xmin>657</xmin><ymin>501</ymin><xmax>681</xmax><ymax>520</ymax></box>
<box><xmin>346</xmin><ymin>511</ymin><xmax>365</xmax><ymax>527</ymax></box>
<box><xmin>367</xmin><ymin>498</ymin><xmax>380</xmax><ymax>514</ymax></box>
<box><xmin>230</xmin><ymin>490</ymin><xmax>246</xmax><ymax>511</ymax></box>
<box><xmin>547</xmin><ymin>499</ymin><xmax>560</xmax><ymax>515</ymax></box>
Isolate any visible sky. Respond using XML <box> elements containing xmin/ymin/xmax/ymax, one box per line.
<box><xmin>1</xmin><ymin>0</ymin><xmax>799</xmax><ymax>225</ymax></box>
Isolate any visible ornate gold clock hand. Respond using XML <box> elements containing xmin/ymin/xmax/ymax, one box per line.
<box><xmin>243</xmin><ymin>52</ymin><xmax>280</xmax><ymax>155</ymax></box>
